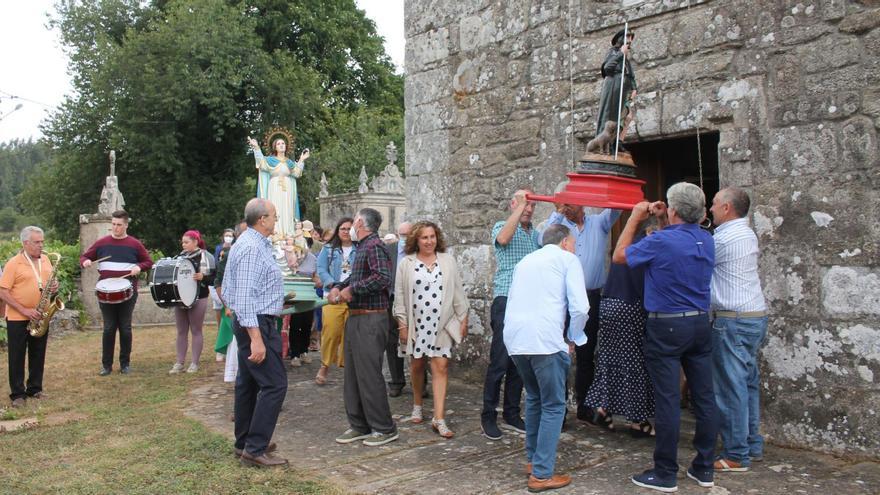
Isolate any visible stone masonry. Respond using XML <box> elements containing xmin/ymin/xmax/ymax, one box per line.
<box><xmin>404</xmin><ymin>0</ymin><xmax>880</xmax><ymax>457</ymax></box>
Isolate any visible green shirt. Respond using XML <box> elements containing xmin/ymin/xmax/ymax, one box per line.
<box><xmin>492</xmin><ymin>220</ymin><xmax>541</xmax><ymax>298</ymax></box>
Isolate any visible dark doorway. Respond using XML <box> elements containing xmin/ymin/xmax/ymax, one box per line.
<box><xmin>609</xmin><ymin>131</ymin><xmax>720</xmax><ymax>242</ymax></box>
<box><xmin>627</xmin><ymin>131</ymin><xmax>720</xmax><ymax>203</ymax></box>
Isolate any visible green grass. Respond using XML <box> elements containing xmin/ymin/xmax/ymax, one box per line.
<box><xmin>0</xmin><ymin>327</ymin><xmax>340</xmax><ymax>495</ymax></box>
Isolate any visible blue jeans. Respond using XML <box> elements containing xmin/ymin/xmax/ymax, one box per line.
<box><xmin>511</xmin><ymin>352</ymin><xmax>570</xmax><ymax>479</ymax></box>
<box><xmin>644</xmin><ymin>314</ymin><xmax>717</xmax><ymax>482</ymax></box>
<box><xmin>712</xmin><ymin>316</ymin><xmax>768</xmax><ymax>465</ymax></box>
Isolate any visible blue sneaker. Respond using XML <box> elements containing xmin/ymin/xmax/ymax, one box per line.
<box><xmin>686</xmin><ymin>467</ymin><xmax>714</xmax><ymax>487</ymax></box>
<box><xmin>631</xmin><ymin>470</ymin><xmax>678</xmax><ymax>493</ymax></box>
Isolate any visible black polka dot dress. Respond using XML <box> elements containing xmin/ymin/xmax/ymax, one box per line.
<box><xmin>584</xmin><ymin>297</ymin><xmax>655</xmax><ymax>422</ymax></box>
<box><xmin>410</xmin><ymin>261</ymin><xmax>450</xmax><ymax>359</ymax></box>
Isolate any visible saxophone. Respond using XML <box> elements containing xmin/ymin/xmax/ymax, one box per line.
<box><xmin>28</xmin><ymin>252</ymin><xmax>65</xmax><ymax>338</ymax></box>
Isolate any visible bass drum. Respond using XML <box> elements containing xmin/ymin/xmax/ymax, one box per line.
<box><xmin>149</xmin><ymin>258</ymin><xmax>198</xmax><ymax>308</ymax></box>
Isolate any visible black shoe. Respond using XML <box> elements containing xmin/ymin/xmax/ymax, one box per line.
<box><xmin>120</xmin><ymin>366</ymin><xmax>132</xmax><ymax>374</ymax></box>
<box><xmin>99</xmin><ymin>367</ymin><xmax>112</xmax><ymax>376</ymax></box>
<box><xmin>388</xmin><ymin>385</ymin><xmax>403</xmax><ymax>398</ymax></box>
<box><xmin>481</xmin><ymin>419</ymin><xmax>503</xmax><ymax>440</ymax></box>
<box><xmin>502</xmin><ymin>416</ymin><xmax>526</xmax><ymax>434</ymax></box>
<box><xmin>631</xmin><ymin>470</ymin><xmax>677</xmax><ymax>493</ymax></box>
<box><xmin>577</xmin><ymin>406</ymin><xmax>595</xmax><ymax>424</ymax></box>
<box><xmin>686</xmin><ymin>467</ymin><xmax>714</xmax><ymax>488</ymax></box>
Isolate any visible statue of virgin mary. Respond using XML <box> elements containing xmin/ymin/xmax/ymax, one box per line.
<box><xmin>247</xmin><ymin>129</ymin><xmax>309</xmax><ymax>237</ymax></box>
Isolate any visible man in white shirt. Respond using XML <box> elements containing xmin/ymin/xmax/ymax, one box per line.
<box><xmin>709</xmin><ymin>187</ymin><xmax>768</xmax><ymax>473</ymax></box>
<box><xmin>504</xmin><ymin>224</ymin><xmax>589</xmax><ymax>493</ymax></box>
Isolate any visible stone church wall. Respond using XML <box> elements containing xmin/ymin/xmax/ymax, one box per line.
<box><xmin>404</xmin><ymin>0</ymin><xmax>880</xmax><ymax>457</ymax></box>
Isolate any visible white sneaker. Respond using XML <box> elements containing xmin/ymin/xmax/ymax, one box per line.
<box><xmin>169</xmin><ymin>363</ymin><xmax>184</xmax><ymax>374</ymax></box>
<box><xmin>290</xmin><ymin>357</ymin><xmax>302</xmax><ymax>367</ymax></box>
<box><xmin>186</xmin><ymin>363</ymin><xmax>199</xmax><ymax>373</ymax></box>
<box><xmin>301</xmin><ymin>353</ymin><xmax>312</xmax><ymax>365</ymax></box>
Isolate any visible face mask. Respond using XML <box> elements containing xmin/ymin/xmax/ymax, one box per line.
<box><xmin>223</xmin><ymin>236</ymin><xmax>234</xmax><ymax>244</ymax></box>
<box><xmin>349</xmin><ymin>225</ymin><xmax>359</xmax><ymax>242</ymax></box>
<box><xmin>398</xmin><ymin>239</ymin><xmax>406</xmax><ymax>251</ymax></box>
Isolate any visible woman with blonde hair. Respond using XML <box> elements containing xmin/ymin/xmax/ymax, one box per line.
<box><xmin>393</xmin><ymin>221</ymin><xmax>469</xmax><ymax>438</ymax></box>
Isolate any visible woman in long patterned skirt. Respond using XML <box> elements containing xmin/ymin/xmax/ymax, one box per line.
<box><xmin>585</xmin><ymin>221</ymin><xmax>656</xmax><ymax>437</ymax></box>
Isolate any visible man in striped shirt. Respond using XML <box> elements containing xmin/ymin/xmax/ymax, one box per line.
<box><xmin>224</xmin><ymin>198</ymin><xmax>288</xmax><ymax>468</ymax></box>
<box><xmin>80</xmin><ymin>210</ymin><xmax>153</xmax><ymax>376</ymax></box>
<box><xmin>709</xmin><ymin>187</ymin><xmax>768</xmax><ymax>473</ymax></box>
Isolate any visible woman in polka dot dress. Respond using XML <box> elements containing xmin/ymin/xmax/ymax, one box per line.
<box><xmin>585</xmin><ymin>219</ymin><xmax>658</xmax><ymax>437</ymax></box>
<box><xmin>393</xmin><ymin>221</ymin><xmax>470</xmax><ymax>438</ymax></box>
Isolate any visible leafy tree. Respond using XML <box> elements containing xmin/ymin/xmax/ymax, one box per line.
<box><xmin>24</xmin><ymin>0</ymin><xmax>402</xmax><ymax>253</ymax></box>
<box><xmin>0</xmin><ymin>139</ymin><xmax>50</xmax><ymax>210</ymax></box>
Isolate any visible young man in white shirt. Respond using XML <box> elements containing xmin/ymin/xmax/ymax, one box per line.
<box><xmin>504</xmin><ymin>224</ymin><xmax>589</xmax><ymax>493</ymax></box>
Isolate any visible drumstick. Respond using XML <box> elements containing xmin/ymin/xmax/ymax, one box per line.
<box><xmin>93</xmin><ymin>256</ymin><xmax>112</xmax><ymax>264</ymax></box>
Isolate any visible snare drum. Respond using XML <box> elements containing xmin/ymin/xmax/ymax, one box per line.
<box><xmin>149</xmin><ymin>258</ymin><xmax>198</xmax><ymax>308</ymax></box>
<box><xmin>95</xmin><ymin>277</ymin><xmax>134</xmax><ymax>304</ymax></box>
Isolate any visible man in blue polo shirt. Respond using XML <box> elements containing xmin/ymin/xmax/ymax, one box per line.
<box><xmin>612</xmin><ymin>182</ymin><xmax>718</xmax><ymax>493</ymax></box>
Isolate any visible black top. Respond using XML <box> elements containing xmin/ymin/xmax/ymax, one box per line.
<box><xmin>602</xmin><ymin>235</ymin><xmax>645</xmax><ymax>305</ymax></box>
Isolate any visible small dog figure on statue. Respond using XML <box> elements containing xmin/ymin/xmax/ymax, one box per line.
<box><xmin>586</xmin><ymin>120</ymin><xmax>618</xmax><ymax>155</ymax></box>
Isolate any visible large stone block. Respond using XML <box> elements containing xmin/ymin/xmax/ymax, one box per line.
<box><xmin>838</xmin><ymin>7</ymin><xmax>880</xmax><ymax>34</ymax></box>
<box><xmin>405</xmin><ymin>129</ymin><xmax>449</xmax><ymax>176</ymax></box>
<box><xmin>839</xmin><ymin>116</ymin><xmax>879</xmax><ymax>170</ymax></box>
<box><xmin>770</xmin><ymin>91</ymin><xmax>861</xmax><ymax>126</ymax></box>
<box><xmin>406</xmin><ymin>65</ymin><xmax>451</xmax><ymax>107</ymax></box>
<box><xmin>404</xmin><ymin>0</ymin><xmax>490</xmax><ymax>37</ymax></box>
<box><xmin>406</xmin><ymin>27</ymin><xmax>450</xmax><ymax>74</ymax></box>
<box><xmin>569</xmin><ymin>36</ymin><xmax>608</xmax><ymax>83</ymax></box>
<box><xmin>767</xmin><ymin>124</ymin><xmax>838</xmax><ymax>177</ymax></box>
<box><xmin>795</xmin><ymin>33</ymin><xmax>862</xmax><ymax>74</ymax></box>
<box><xmin>629</xmin><ymin>19</ymin><xmax>671</xmax><ymax>63</ymax></box>
<box><xmin>459</xmin><ymin>13</ymin><xmax>498</xmax><ymax>53</ymax></box>
<box><xmin>660</xmin><ymin>86</ymin><xmax>714</xmax><ymax>134</ymax></box>
<box><xmin>822</xmin><ymin>266</ymin><xmax>880</xmax><ymax>318</ymax></box>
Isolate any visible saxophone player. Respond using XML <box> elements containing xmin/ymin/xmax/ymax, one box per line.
<box><xmin>0</xmin><ymin>226</ymin><xmax>58</xmax><ymax>408</ymax></box>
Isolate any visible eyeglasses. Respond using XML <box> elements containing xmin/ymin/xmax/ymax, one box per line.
<box><xmin>261</xmin><ymin>214</ymin><xmax>278</xmax><ymax>220</ymax></box>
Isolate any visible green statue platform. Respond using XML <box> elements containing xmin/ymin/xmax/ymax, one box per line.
<box><xmin>280</xmin><ymin>276</ymin><xmax>327</xmax><ymax>315</ymax></box>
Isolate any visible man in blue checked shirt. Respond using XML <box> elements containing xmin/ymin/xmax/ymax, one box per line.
<box><xmin>547</xmin><ymin>202</ymin><xmax>621</xmax><ymax>424</ymax></box>
<box><xmin>223</xmin><ymin>198</ymin><xmax>288</xmax><ymax>468</ymax></box>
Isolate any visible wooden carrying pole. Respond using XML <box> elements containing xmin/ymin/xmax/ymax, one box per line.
<box><xmin>614</xmin><ymin>21</ymin><xmax>629</xmax><ymax>160</ymax></box>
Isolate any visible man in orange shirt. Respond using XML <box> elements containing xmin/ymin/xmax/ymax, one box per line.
<box><xmin>0</xmin><ymin>226</ymin><xmax>58</xmax><ymax>408</ymax></box>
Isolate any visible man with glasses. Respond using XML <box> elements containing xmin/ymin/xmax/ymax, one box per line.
<box><xmin>80</xmin><ymin>210</ymin><xmax>153</xmax><ymax>376</ymax></box>
<box><xmin>224</xmin><ymin>198</ymin><xmax>288</xmax><ymax>468</ymax></box>
<box><xmin>0</xmin><ymin>226</ymin><xmax>59</xmax><ymax>407</ymax></box>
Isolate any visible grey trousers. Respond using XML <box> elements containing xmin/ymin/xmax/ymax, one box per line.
<box><xmin>344</xmin><ymin>312</ymin><xmax>397</xmax><ymax>435</ymax></box>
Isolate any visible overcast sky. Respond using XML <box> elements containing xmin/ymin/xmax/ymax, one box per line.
<box><xmin>0</xmin><ymin>0</ymin><xmax>405</xmax><ymax>143</ymax></box>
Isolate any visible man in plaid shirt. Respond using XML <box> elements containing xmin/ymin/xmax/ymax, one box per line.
<box><xmin>328</xmin><ymin>208</ymin><xmax>399</xmax><ymax>447</ymax></box>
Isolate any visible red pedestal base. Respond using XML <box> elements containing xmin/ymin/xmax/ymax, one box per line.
<box><xmin>527</xmin><ymin>173</ymin><xmax>646</xmax><ymax>211</ymax></box>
